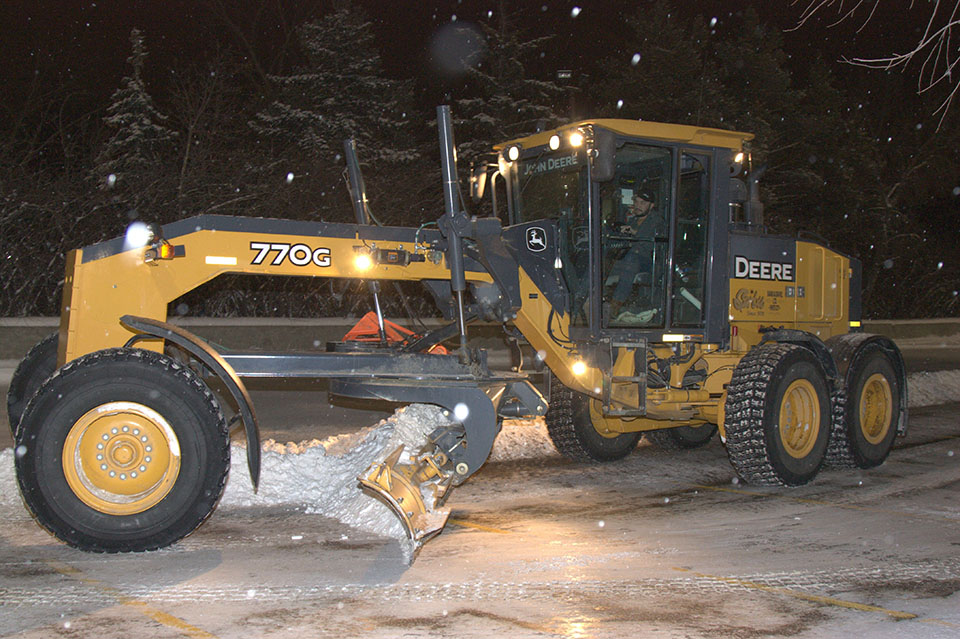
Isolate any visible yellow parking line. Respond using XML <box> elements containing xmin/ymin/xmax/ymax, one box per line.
<box><xmin>447</xmin><ymin>517</ymin><xmax>512</xmax><ymax>534</ymax></box>
<box><xmin>693</xmin><ymin>484</ymin><xmax>957</xmax><ymax>522</ymax></box>
<box><xmin>45</xmin><ymin>560</ymin><xmax>217</xmax><ymax>638</ymax></box>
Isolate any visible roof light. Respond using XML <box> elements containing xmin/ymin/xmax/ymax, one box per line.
<box><xmin>507</xmin><ymin>145</ymin><xmax>521</xmax><ymax>162</ymax></box>
<box><xmin>734</xmin><ymin>152</ymin><xmax>744</xmax><ymax>164</ymax></box>
<box><xmin>549</xmin><ymin>134</ymin><xmax>561</xmax><ymax>150</ymax></box>
<box><xmin>569</xmin><ymin>131</ymin><xmax>584</xmax><ymax>147</ymax></box>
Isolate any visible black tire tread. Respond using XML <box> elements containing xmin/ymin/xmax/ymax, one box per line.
<box><xmin>15</xmin><ymin>348</ymin><xmax>230</xmax><ymax>553</ymax></box>
<box><xmin>824</xmin><ymin>335</ymin><xmax>902</xmax><ymax>469</ymax></box>
<box><xmin>545</xmin><ymin>381</ymin><xmax>598</xmax><ymax>462</ymax></box>
<box><xmin>544</xmin><ymin>374</ymin><xmax>640</xmax><ymax>462</ymax></box>
<box><xmin>724</xmin><ymin>343</ymin><xmax>829</xmax><ymax>486</ymax></box>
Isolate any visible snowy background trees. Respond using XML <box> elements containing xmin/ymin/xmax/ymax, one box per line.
<box><xmin>0</xmin><ymin>0</ymin><xmax>956</xmax><ymax>318</ymax></box>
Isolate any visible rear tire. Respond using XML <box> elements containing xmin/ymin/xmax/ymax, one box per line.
<box><xmin>545</xmin><ymin>374</ymin><xmax>640</xmax><ymax>462</ymax></box>
<box><xmin>645</xmin><ymin>424</ymin><xmax>717</xmax><ymax>450</ymax></box>
<box><xmin>826</xmin><ymin>341</ymin><xmax>902</xmax><ymax>469</ymax></box>
<box><xmin>15</xmin><ymin>348</ymin><xmax>230</xmax><ymax>552</ymax></box>
<box><xmin>7</xmin><ymin>332</ymin><xmax>58</xmax><ymax>437</ymax></box>
<box><xmin>725</xmin><ymin>343</ymin><xmax>831</xmax><ymax>486</ymax></box>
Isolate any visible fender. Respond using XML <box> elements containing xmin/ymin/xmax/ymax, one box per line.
<box><xmin>760</xmin><ymin>328</ymin><xmax>841</xmax><ymax>388</ymax></box>
<box><xmin>120</xmin><ymin>315</ymin><xmax>261</xmax><ymax>488</ymax></box>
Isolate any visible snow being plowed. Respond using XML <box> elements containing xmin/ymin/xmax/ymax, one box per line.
<box><xmin>0</xmin><ymin>370</ymin><xmax>957</xmax><ymax>547</ymax></box>
<box><xmin>221</xmin><ymin>403</ymin><xmax>455</xmax><ymax>542</ymax></box>
<box><xmin>219</xmin><ymin>404</ymin><xmax>557</xmax><ymax>545</ymax></box>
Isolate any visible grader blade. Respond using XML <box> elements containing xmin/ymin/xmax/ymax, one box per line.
<box><xmin>358</xmin><ymin>443</ymin><xmax>454</xmax><ymax>550</ymax></box>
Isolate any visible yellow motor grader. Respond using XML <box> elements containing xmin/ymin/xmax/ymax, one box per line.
<box><xmin>9</xmin><ymin>106</ymin><xmax>906</xmax><ymax>554</ymax></box>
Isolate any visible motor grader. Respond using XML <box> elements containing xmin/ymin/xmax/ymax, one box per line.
<box><xmin>9</xmin><ymin>106</ymin><xmax>906</xmax><ymax>555</ymax></box>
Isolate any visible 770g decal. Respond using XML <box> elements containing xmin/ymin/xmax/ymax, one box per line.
<box><xmin>250</xmin><ymin>242</ymin><xmax>332</xmax><ymax>267</ymax></box>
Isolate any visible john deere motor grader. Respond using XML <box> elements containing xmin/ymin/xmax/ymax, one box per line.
<box><xmin>9</xmin><ymin>106</ymin><xmax>906</xmax><ymax>554</ymax></box>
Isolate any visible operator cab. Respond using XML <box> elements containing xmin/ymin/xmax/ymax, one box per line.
<box><xmin>494</xmin><ymin>120</ymin><xmax>753</xmax><ymax>344</ymax></box>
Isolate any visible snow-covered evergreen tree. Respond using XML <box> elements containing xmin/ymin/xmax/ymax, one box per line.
<box><xmin>94</xmin><ymin>28</ymin><xmax>177</xmax><ymax>193</ymax></box>
<box><xmin>453</xmin><ymin>13</ymin><xmax>566</xmax><ymax>163</ymax></box>
<box><xmin>250</xmin><ymin>7</ymin><xmax>416</xmax><ymax>165</ymax></box>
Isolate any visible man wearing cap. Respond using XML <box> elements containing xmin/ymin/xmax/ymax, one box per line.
<box><xmin>608</xmin><ymin>187</ymin><xmax>660</xmax><ymax>318</ymax></box>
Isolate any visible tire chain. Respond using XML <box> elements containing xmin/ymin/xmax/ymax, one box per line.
<box><xmin>724</xmin><ymin>343</ymin><xmax>798</xmax><ymax>486</ymax></box>
<box><xmin>543</xmin><ymin>377</ymin><xmax>597</xmax><ymax>462</ymax></box>
<box><xmin>823</xmin><ymin>334</ymin><xmax>863</xmax><ymax>469</ymax></box>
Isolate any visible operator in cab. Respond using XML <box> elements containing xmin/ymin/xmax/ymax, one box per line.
<box><xmin>607</xmin><ymin>187</ymin><xmax>661</xmax><ymax>322</ymax></box>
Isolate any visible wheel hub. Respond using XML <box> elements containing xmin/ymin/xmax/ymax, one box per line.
<box><xmin>779</xmin><ymin>379</ymin><xmax>820</xmax><ymax>459</ymax></box>
<box><xmin>589</xmin><ymin>399</ymin><xmax>626</xmax><ymax>438</ymax></box>
<box><xmin>860</xmin><ymin>373</ymin><xmax>893</xmax><ymax>444</ymax></box>
<box><xmin>63</xmin><ymin>402</ymin><xmax>181</xmax><ymax>515</ymax></box>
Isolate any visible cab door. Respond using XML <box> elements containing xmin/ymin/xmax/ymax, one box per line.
<box><xmin>670</xmin><ymin>151</ymin><xmax>712</xmax><ymax>328</ymax></box>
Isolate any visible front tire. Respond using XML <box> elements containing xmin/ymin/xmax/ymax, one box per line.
<box><xmin>724</xmin><ymin>343</ymin><xmax>831</xmax><ymax>486</ymax></box>
<box><xmin>15</xmin><ymin>348</ymin><xmax>230</xmax><ymax>552</ymax></box>
<box><xmin>545</xmin><ymin>374</ymin><xmax>640</xmax><ymax>462</ymax></box>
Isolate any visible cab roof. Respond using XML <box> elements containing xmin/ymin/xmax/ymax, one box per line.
<box><xmin>495</xmin><ymin>119</ymin><xmax>754</xmax><ymax>152</ymax></box>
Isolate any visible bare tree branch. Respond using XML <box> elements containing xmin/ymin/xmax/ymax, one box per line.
<box><xmin>791</xmin><ymin>0</ymin><xmax>960</xmax><ymax>126</ymax></box>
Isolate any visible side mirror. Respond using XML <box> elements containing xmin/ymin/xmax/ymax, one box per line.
<box><xmin>469</xmin><ymin>162</ymin><xmax>488</xmax><ymax>201</ymax></box>
<box><xmin>590</xmin><ymin>127</ymin><xmax>617</xmax><ymax>183</ymax></box>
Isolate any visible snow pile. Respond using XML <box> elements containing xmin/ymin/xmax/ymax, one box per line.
<box><xmin>907</xmin><ymin>370</ymin><xmax>960</xmax><ymax>408</ymax></box>
<box><xmin>0</xmin><ymin>448</ymin><xmax>21</xmax><ymax>512</ymax></box>
<box><xmin>217</xmin><ymin>409</ymin><xmax>557</xmax><ymax>537</ymax></box>
<box><xmin>222</xmin><ymin>403</ymin><xmax>453</xmax><ymax>544</ymax></box>
<box><xmin>490</xmin><ymin>417</ymin><xmax>557</xmax><ymax>461</ymax></box>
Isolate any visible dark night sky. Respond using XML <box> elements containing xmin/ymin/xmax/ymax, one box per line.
<box><xmin>0</xmin><ymin>0</ymin><xmax>932</xmax><ymax>117</ymax></box>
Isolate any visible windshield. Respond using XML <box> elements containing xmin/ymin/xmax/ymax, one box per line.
<box><xmin>510</xmin><ymin>149</ymin><xmax>590</xmax><ymax>325</ymax></box>
<box><xmin>511</xmin><ymin>150</ymin><xmax>586</xmax><ymax>224</ymax></box>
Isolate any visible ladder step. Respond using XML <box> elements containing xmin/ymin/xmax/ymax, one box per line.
<box><xmin>600</xmin><ymin>337</ymin><xmax>647</xmax><ymax>417</ymax></box>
